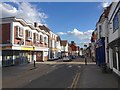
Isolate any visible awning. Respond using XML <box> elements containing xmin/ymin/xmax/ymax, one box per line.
<box><xmin>108</xmin><ymin>37</ymin><xmax>120</xmax><ymax>48</ymax></box>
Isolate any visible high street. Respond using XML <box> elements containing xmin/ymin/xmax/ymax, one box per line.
<box><xmin>2</xmin><ymin>57</ymin><xmax>119</xmax><ymax>88</ymax></box>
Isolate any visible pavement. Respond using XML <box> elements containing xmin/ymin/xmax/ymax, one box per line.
<box><xmin>77</xmin><ymin>64</ymin><xmax>120</xmax><ymax>88</ymax></box>
<box><xmin>2</xmin><ymin>63</ymin><xmax>59</xmax><ymax>88</ymax></box>
<box><xmin>2</xmin><ymin>57</ymin><xmax>120</xmax><ymax>89</ymax></box>
<box><xmin>76</xmin><ymin>57</ymin><xmax>120</xmax><ymax>88</ymax></box>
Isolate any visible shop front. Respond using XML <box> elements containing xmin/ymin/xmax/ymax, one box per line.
<box><xmin>108</xmin><ymin>37</ymin><xmax>120</xmax><ymax>76</ymax></box>
<box><xmin>95</xmin><ymin>37</ymin><xmax>106</xmax><ymax>66</ymax></box>
<box><xmin>2</xmin><ymin>46</ymin><xmax>34</xmax><ymax>67</ymax></box>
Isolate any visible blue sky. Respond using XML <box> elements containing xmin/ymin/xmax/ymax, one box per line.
<box><xmin>1</xmin><ymin>2</ymin><xmax>106</xmax><ymax>47</ymax></box>
<box><xmin>31</xmin><ymin>2</ymin><xmax>103</xmax><ymax>46</ymax></box>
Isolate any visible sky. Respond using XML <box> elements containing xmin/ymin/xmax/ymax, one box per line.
<box><xmin>0</xmin><ymin>1</ymin><xmax>111</xmax><ymax>47</ymax></box>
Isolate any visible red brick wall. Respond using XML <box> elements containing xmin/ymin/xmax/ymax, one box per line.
<box><xmin>70</xmin><ymin>45</ymin><xmax>77</xmax><ymax>51</ymax></box>
<box><xmin>2</xmin><ymin>23</ymin><xmax>10</xmax><ymax>44</ymax></box>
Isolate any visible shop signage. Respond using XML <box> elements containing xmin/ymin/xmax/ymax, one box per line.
<box><xmin>2</xmin><ymin>46</ymin><xmax>12</xmax><ymax>50</ymax></box>
<box><xmin>21</xmin><ymin>47</ymin><xmax>33</xmax><ymax>50</ymax></box>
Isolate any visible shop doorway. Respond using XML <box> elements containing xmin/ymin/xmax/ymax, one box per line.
<box><xmin>36</xmin><ymin>52</ymin><xmax>43</xmax><ymax>62</ymax></box>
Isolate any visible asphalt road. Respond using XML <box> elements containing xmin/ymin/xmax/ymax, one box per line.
<box><xmin>24</xmin><ymin>64</ymin><xmax>82</xmax><ymax>88</ymax></box>
<box><xmin>2</xmin><ymin>58</ymin><xmax>84</xmax><ymax>88</ymax></box>
<box><xmin>2</xmin><ymin>57</ymin><xmax>119</xmax><ymax>89</ymax></box>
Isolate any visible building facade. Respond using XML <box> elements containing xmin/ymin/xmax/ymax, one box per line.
<box><xmin>95</xmin><ymin>6</ymin><xmax>110</xmax><ymax>66</ymax></box>
<box><xmin>48</xmin><ymin>31</ymin><xmax>58</xmax><ymax>60</ymax></box>
<box><xmin>1</xmin><ymin>17</ymin><xmax>49</xmax><ymax>66</ymax></box>
<box><xmin>108</xmin><ymin>2</ymin><xmax>120</xmax><ymax>76</ymax></box>
<box><xmin>92</xmin><ymin>2</ymin><xmax>120</xmax><ymax>76</ymax></box>
<box><xmin>61</xmin><ymin>40</ymin><xmax>69</xmax><ymax>57</ymax></box>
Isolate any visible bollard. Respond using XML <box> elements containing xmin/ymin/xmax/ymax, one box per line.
<box><xmin>85</xmin><ymin>57</ymin><xmax>87</xmax><ymax>65</ymax></box>
<box><xmin>34</xmin><ymin>60</ymin><xmax>35</xmax><ymax>68</ymax></box>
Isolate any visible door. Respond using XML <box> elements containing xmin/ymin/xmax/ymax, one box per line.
<box><xmin>36</xmin><ymin>52</ymin><xmax>43</xmax><ymax>62</ymax></box>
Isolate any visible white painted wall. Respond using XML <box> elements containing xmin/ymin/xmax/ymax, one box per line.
<box><xmin>108</xmin><ymin>2</ymin><xmax>120</xmax><ymax>76</ymax></box>
<box><xmin>56</xmin><ymin>41</ymin><xmax>61</xmax><ymax>52</ymax></box>
<box><xmin>61</xmin><ymin>43</ymin><xmax>68</xmax><ymax>52</ymax></box>
<box><xmin>108</xmin><ymin>2</ymin><xmax>120</xmax><ymax>43</ymax></box>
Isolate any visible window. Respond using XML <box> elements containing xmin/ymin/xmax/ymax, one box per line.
<box><xmin>26</xmin><ymin>30</ymin><xmax>32</xmax><ymax>40</ymax></box>
<box><xmin>16</xmin><ymin>26</ymin><xmax>23</xmax><ymax>38</ymax></box>
<box><xmin>36</xmin><ymin>34</ymin><xmax>39</xmax><ymax>41</ymax></box>
<box><xmin>113</xmin><ymin>12</ymin><xmax>119</xmax><ymax>32</ymax></box>
<box><xmin>99</xmin><ymin>25</ymin><xmax>102</xmax><ymax>38</ymax></box>
<box><xmin>113</xmin><ymin>49</ymin><xmax>117</xmax><ymax>69</ymax></box>
<box><xmin>44</xmin><ymin>37</ymin><xmax>46</xmax><ymax>43</ymax></box>
<box><xmin>44</xmin><ymin>37</ymin><xmax>48</xmax><ymax>44</ymax></box>
<box><xmin>40</xmin><ymin>35</ymin><xmax>43</xmax><ymax>43</ymax></box>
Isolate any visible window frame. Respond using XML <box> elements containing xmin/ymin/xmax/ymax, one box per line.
<box><xmin>113</xmin><ymin>11</ymin><xmax>119</xmax><ymax>32</ymax></box>
<box><xmin>16</xmin><ymin>26</ymin><xmax>23</xmax><ymax>38</ymax></box>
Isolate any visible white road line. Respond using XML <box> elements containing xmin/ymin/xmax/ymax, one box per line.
<box><xmin>51</xmin><ymin>65</ymin><xmax>56</xmax><ymax>68</ymax></box>
<box><xmin>68</xmin><ymin>65</ymin><xmax>72</xmax><ymax>68</ymax></box>
<box><xmin>78</xmin><ymin>66</ymin><xmax>81</xmax><ymax>68</ymax></box>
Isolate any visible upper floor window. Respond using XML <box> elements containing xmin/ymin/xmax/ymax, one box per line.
<box><xmin>40</xmin><ymin>35</ymin><xmax>43</xmax><ymax>43</ymax></box>
<box><xmin>99</xmin><ymin>25</ymin><xmax>102</xmax><ymax>38</ymax></box>
<box><xmin>113</xmin><ymin>12</ymin><xmax>119</xmax><ymax>32</ymax></box>
<box><xmin>26</xmin><ymin>30</ymin><xmax>32</xmax><ymax>41</ymax></box>
<box><xmin>99</xmin><ymin>25</ymin><xmax>102</xmax><ymax>32</ymax></box>
<box><xmin>36</xmin><ymin>34</ymin><xmax>39</xmax><ymax>41</ymax></box>
<box><xmin>16</xmin><ymin>26</ymin><xmax>23</xmax><ymax>39</ymax></box>
<box><xmin>44</xmin><ymin>37</ymin><xmax>48</xmax><ymax>44</ymax></box>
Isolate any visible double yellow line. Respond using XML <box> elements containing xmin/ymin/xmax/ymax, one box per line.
<box><xmin>69</xmin><ymin>71</ymin><xmax>80</xmax><ymax>89</ymax></box>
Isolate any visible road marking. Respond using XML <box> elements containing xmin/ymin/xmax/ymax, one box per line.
<box><xmin>29</xmin><ymin>80</ymin><xmax>32</xmax><ymax>82</ymax></box>
<box><xmin>69</xmin><ymin>71</ymin><xmax>80</xmax><ymax>89</ymax></box>
<box><xmin>36</xmin><ymin>62</ymin><xmax>96</xmax><ymax>65</ymax></box>
<box><xmin>68</xmin><ymin>65</ymin><xmax>72</xmax><ymax>68</ymax></box>
<box><xmin>78</xmin><ymin>66</ymin><xmax>81</xmax><ymax>68</ymax></box>
<box><xmin>51</xmin><ymin>65</ymin><xmax>56</xmax><ymax>68</ymax></box>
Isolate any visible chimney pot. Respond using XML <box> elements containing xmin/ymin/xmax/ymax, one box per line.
<box><xmin>34</xmin><ymin>22</ymin><xmax>37</xmax><ymax>27</ymax></box>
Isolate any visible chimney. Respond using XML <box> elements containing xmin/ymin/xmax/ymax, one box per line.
<box><xmin>34</xmin><ymin>22</ymin><xmax>37</xmax><ymax>27</ymax></box>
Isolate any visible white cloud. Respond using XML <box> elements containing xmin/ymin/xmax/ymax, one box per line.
<box><xmin>0</xmin><ymin>2</ymin><xmax>48</xmax><ymax>25</ymax></box>
<box><xmin>102</xmin><ymin>2</ymin><xmax>111</xmax><ymax>8</ymax></box>
<box><xmin>67</xmin><ymin>28</ymin><xmax>94</xmax><ymax>41</ymax></box>
<box><xmin>57</xmin><ymin>32</ymin><xmax>67</xmax><ymax>35</ymax></box>
<box><xmin>67</xmin><ymin>28</ymin><xmax>83</xmax><ymax>36</ymax></box>
<box><xmin>57</xmin><ymin>28</ymin><xmax>94</xmax><ymax>43</ymax></box>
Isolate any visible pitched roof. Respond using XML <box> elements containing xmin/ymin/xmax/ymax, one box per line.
<box><xmin>57</xmin><ymin>36</ymin><xmax>61</xmax><ymax>41</ymax></box>
<box><xmin>39</xmin><ymin>25</ymin><xmax>50</xmax><ymax>33</ymax></box>
<box><xmin>61</xmin><ymin>40</ymin><xmax>68</xmax><ymax>46</ymax></box>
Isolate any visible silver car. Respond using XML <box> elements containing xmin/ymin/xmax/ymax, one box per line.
<box><xmin>63</xmin><ymin>56</ymin><xmax>72</xmax><ymax>62</ymax></box>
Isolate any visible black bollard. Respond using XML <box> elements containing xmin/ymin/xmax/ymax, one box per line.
<box><xmin>85</xmin><ymin>57</ymin><xmax>87</xmax><ymax>65</ymax></box>
<box><xmin>34</xmin><ymin>60</ymin><xmax>35</xmax><ymax>68</ymax></box>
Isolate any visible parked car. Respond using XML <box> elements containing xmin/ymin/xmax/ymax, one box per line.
<box><xmin>71</xmin><ymin>55</ymin><xmax>76</xmax><ymax>59</ymax></box>
<box><xmin>63</xmin><ymin>56</ymin><xmax>72</xmax><ymax>62</ymax></box>
<box><xmin>81</xmin><ymin>55</ymin><xmax>85</xmax><ymax>58</ymax></box>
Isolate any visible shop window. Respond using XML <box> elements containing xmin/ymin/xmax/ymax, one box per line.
<box><xmin>118</xmin><ymin>47</ymin><xmax>120</xmax><ymax>71</ymax></box>
<box><xmin>113</xmin><ymin>12</ymin><xmax>119</xmax><ymax>32</ymax></box>
<box><xmin>113</xmin><ymin>51</ymin><xmax>117</xmax><ymax>69</ymax></box>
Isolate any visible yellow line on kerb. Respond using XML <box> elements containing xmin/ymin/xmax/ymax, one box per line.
<box><xmin>69</xmin><ymin>71</ymin><xmax>80</xmax><ymax>89</ymax></box>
